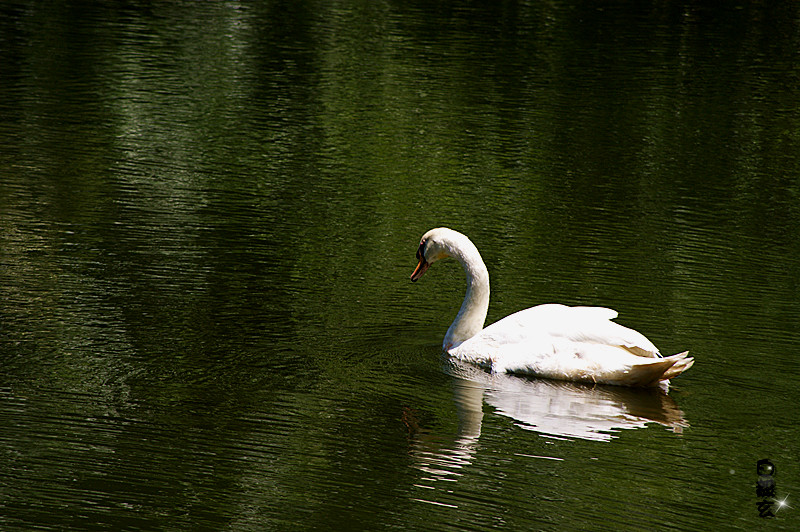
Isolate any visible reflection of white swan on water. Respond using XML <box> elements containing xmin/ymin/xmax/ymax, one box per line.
<box><xmin>405</xmin><ymin>376</ymin><xmax>484</xmax><ymax>483</ymax></box>
<box><xmin>408</xmin><ymin>360</ymin><xmax>689</xmax><ymax>483</ymax></box>
<box><xmin>449</xmin><ymin>360</ymin><xmax>688</xmax><ymax>442</ymax></box>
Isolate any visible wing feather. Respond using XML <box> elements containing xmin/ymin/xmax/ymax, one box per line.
<box><xmin>478</xmin><ymin>304</ymin><xmax>660</xmax><ymax>358</ymax></box>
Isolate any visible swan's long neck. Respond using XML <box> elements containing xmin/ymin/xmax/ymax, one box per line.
<box><xmin>443</xmin><ymin>236</ymin><xmax>490</xmax><ymax>350</ymax></box>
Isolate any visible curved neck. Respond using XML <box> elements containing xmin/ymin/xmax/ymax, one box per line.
<box><xmin>443</xmin><ymin>238</ymin><xmax>490</xmax><ymax>350</ymax></box>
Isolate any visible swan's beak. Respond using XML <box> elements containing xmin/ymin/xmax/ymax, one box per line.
<box><xmin>410</xmin><ymin>260</ymin><xmax>430</xmax><ymax>282</ymax></box>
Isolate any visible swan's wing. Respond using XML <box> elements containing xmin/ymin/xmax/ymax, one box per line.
<box><xmin>479</xmin><ymin>304</ymin><xmax>661</xmax><ymax>358</ymax></box>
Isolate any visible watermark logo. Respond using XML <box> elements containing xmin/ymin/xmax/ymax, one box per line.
<box><xmin>756</xmin><ymin>459</ymin><xmax>791</xmax><ymax>518</ymax></box>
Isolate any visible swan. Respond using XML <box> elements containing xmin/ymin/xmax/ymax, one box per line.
<box><xmin>410</xmin><ymin>227</ymin><xmax>693</xmax><ymax>387</ymax></box>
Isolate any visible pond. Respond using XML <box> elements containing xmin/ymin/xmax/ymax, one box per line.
<box><xmin>1</xmin><ymin>1</ymin><xmax>799</xmax><ymax>529</ymax></box>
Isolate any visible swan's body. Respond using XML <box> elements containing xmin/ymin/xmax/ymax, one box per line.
<box><xmin>411</xmin><ymin>228</ymin><xmax>693</xmax><ymax>387</ymax></box>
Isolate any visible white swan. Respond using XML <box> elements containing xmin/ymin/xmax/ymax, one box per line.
<box><xmin>410</xmin><ymin>228</ymin><xmax>693</xmax><ymax>387</ymax></box>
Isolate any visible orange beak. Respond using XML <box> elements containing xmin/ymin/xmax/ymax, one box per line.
<box><xmin>410</xmin><ymin>260</ymin><xmax>430</xmax><ymax>282</ymax></box>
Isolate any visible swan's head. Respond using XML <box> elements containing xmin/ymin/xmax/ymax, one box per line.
<box><xmin>410</xmin><ymin>227</ymin><xmax>460</xmax><ymax>282</ymax></box>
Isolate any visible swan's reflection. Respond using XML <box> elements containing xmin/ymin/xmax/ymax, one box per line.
<box><xmin>410</xmin><ymin>360</ymin><xmax>688</xmax><ymax>483</ymax></box>
<box><xmin>407</xmin><ymin>376</ymin><xmax>484</xmax><ymax>483</ymax></box>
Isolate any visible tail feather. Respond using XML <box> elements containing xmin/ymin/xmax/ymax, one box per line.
<box><xmin>660</xmin><ymin>351</ymin><xmax>694</xmax><ymax>381</ymax></box>
<box><xmin>633</xmin><ymin>351</ymin><xmax>692</xmax><ymax>387</ymax></box>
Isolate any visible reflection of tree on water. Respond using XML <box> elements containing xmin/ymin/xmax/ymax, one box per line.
<box><xmin>407</xmin><ymin>360</ymin><xmax>689</xmax><ymax>483</ymax></box>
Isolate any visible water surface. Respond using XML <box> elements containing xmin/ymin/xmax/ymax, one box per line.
<box><xmin>2</xmin><ymin>1</ymin><xmax>800</xmax><ymax>529</ymax></box>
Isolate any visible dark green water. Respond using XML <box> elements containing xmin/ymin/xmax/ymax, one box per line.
<box><xmin>2</xmin><ymin>1</ymin><xmax>800</xmax><ymax>529</ymax></box>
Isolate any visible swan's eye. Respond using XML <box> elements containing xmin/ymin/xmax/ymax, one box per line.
<box><xmin>416</xmin><ymin>240</ymin><xmax>426</xmax><ymax>262</ymax></box>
